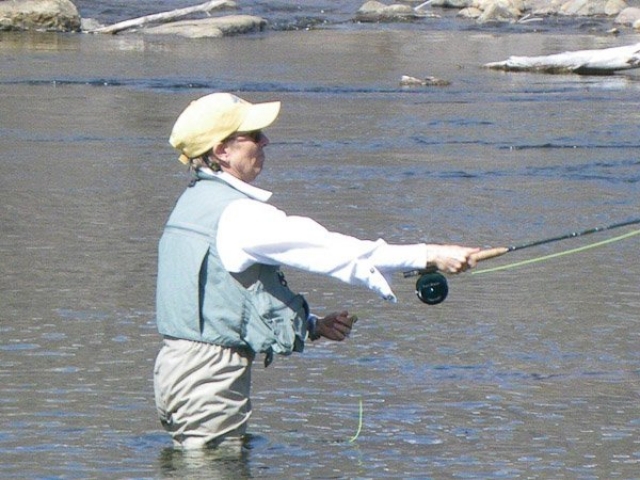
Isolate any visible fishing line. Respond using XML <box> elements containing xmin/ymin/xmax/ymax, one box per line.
<box><xmin>348</xmin><ymin>398</ymin><xmax>364</xmax><ymax>443</ymax></box>
<box><xmin>471</xmin><ymin>228</ymin><xmax>640</xmax><ymax>275</ymax></box>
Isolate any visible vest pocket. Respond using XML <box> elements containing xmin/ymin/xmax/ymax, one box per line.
<box><xmin>239</xmin><ymin>268</ymin><xmax>307</xmax><ymax>355</ymax></box>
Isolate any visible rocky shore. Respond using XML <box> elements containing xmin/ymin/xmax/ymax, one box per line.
<box><xmin>2</xmin><ymin>0</ymin><xmax>640</xmax><ymax>35</ymax></box>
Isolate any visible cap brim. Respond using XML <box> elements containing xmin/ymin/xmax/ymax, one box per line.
<box><xmin>237</xmin><ymin>101</ymin><xmax>281</xmax><ymax>133</ymax></box>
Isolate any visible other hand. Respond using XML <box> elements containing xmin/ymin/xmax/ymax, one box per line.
<box><xmin>317</xmin><ymin>311</ymin><xmax>358</xmax><ymax>341</ymax></box>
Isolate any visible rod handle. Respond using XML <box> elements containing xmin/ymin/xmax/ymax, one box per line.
<box><xmin>403</xmin><ymin>246</ymin><xmax>510</xmax><ymax>278</ymax></box>
<box><xmin>471</xmin><ymin>247</ymin><xmax>509</xmax><ymax>263</ymax></box>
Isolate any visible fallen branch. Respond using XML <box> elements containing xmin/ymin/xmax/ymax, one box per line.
<box><xmin>484</xmin><ymin>43</ymin><xmax>640</xmax><ymax>75</ymax></box>
<box><xmin>516</xmin><ymin>14</ymin><xmax>543</xmax><ymax>24</ymax></box>
<box><xmin>413</xmin><ymin>0</ymin><xmax>435</xmax><ymax>13</ymax></box>
<box><xmin>89</xmin><ymin>0</ymin><xmax>235</xmax><ymax>34</ymax></box>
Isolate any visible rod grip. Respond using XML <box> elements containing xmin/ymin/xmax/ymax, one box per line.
<box><xmin>403</xmin><ymin>246</ymin><xmax>510</xmax><ymax>278</ymax></box>
<box><xmin>471</xmin><ymin>247</ymin><xmax>509</xmax><ymax>263</ymax></box>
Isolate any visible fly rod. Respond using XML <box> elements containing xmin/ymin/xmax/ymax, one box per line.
<box><xmin>405</xmin><ymin>216</ymin><xmax>640</xmax><ymax>305</ymax></box>
<box><xmin>470</xmin><ymin>216</ymin><xmax>640</xmax><ymax>263</ymax></box>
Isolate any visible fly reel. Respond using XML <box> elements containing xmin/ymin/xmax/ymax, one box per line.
<box><xmin>415</xmin><ymin>271</ymin><xmax>448</xmax><ymax>305</ymax></box>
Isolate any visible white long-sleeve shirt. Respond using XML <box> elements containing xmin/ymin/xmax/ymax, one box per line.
<box><xmin>212</xmin><ymin>171</ymin><xmax>428</xmax><ymax>302</ymax></box>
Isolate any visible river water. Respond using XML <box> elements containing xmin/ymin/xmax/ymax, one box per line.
<box><xmin>2</xmin><ymin>3</ymin><xmax>640</xmax><ymax>479</ymax></box>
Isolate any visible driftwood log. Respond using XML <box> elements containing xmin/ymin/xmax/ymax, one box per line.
<box><xmin>484</xmin><ymin>43</ymin><xmax>640</xmax><ymax>75</ymax></box>
<box><xmin>89</xmin><ymin>0</ymin><xmax>235</xmax><ymax>34</ymax></box>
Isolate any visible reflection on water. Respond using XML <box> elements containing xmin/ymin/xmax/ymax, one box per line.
<box><xmin>158</xmin><ymin>447</ymin><xmax>251</xmax><ymax>479</ymax></box>
<box><xmin>1</xmin><ymin>27</ymin><xmax>640</xmax><ymax>479</ymax></box>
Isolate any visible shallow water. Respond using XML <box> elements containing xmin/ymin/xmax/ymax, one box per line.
<box><xmin>1</xmin><ymin>20</ymin><xmax>640</xmax><ymax>480</ymax></box>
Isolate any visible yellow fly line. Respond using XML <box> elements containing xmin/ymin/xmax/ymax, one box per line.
<box><xmin>471</xmin><ymin>228</ymin><xmax>640</xmax><ymax>276</ymax></box>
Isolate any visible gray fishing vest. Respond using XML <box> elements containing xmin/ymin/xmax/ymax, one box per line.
<box><xmin>156</xmin><ymin>174</ymin><xmax>308</xmax><ymax>357</ymax></box>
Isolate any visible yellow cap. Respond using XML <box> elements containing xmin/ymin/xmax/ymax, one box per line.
<box><xmin>169</xmin><ymin>93</ymin><xmax>281</xmax><ymax>164</ymax></box>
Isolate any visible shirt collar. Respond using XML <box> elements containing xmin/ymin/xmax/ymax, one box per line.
<box><xmin>197</xmin><ymin>168</ymin><xmax>272</xmax><ymax>202</ymax></box>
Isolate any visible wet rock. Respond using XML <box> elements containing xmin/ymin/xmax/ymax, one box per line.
<box><xmin>559</xmin><ymin>0</ymin><xmax>624</xmax><ymax>15</ymax></box>
<box><xmin>80</xmin><ymin>17</ymin><xmax>103</xmax><ymax>32</ymax></box>
<box><xmin>142</xmin><ymin>15</ymin><xmax>266</xmax><ymax>38</ymax></box>
<box><xmin>355</xmin><ymin>1</ymin><xmax>419</xmax><ymax>22</ymax></box>
<box><xmin>476</xmin><ymin>0</ymin><xmax>524</xmax><ymax>22</ymax></box>
<box><xmin>480</xmin><ymin>0</ymin><xmax>527</xmax><ymax>12</ymax></box>
<box><xmin>457</xmin><ymin>7</ymin><xmax>482</xmax><ymax>18</ymax></box>
<box><xmin>525</xmin><ymin>0</ymin><xmax>565</xmax><ymax>15</ymax></box>
<box><xmin>452</xmin><ymin>0</ymin><xmax>631</xmax><ymax>22</ymax></box>
<box><xmin>394</xmin><ymin>0</ymin><xmax>640</xmax><ymax>22</ymax></box>
<box><xmin>0</xmin><ymin>0</ymin><xmax>80</xmax><ymax>32</ymax></box>
<box><xmin>400</xmin><ymin>75</ymin><xmax>452</xmax><ymax>86</ymax></box>
<box><xmin>458</xmin><ymin>5</ymin><xmax>484</xmax><ymax>16</ymax></box>
<box><xmin>422</xmin><ymin>0</ymin><xmax>475</xmax><ymax>7</ymax></box>
<box><xmin>614</xmin><ymin>6</ymin><xmax>640</xmax><ymax>24</ymax></box>
<box><xmin>604</xmin><ymin>0</ymin><xmax>628</xmax><ymax>15</ymax></box>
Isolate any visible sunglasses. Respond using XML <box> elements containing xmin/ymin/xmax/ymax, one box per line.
<box><xmin>227</xmin><ymin>130</ymin><xmax>265</xmax><ymax>143</ymax></box>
